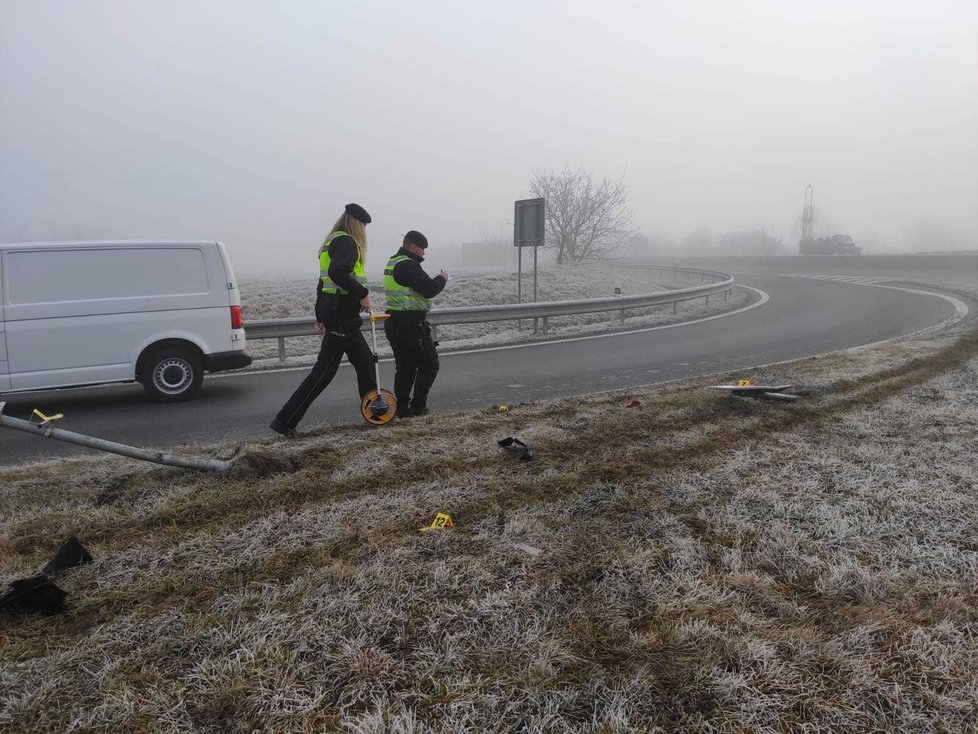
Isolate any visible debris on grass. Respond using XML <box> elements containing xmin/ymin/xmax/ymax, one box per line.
<box><xmin>497</xmin><ymin>436</ymin><xmax>534</xmax><ymax>461</ymax></box>
<box><xmin>41</xmin><ymin>536</ymin><xmax>93</xmax><ymax>575</ymax></box>
<box><xmin>0</xmin><ymin>575</ymin><xmax>68</xmax><ymax>616</ymax></box>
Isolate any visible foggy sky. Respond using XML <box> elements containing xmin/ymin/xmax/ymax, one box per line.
<box><xmin>2</xmin><ymin>0</ymin><xmax>976</xmax><ymax>275</ymax></box>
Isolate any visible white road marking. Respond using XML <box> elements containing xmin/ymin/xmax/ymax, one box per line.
<box><xmin>552</xmin><ymin>281</ymin><xmax>970</xmax><ymax>403</ymax></box>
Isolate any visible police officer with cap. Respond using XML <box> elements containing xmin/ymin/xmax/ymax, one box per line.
<box><xmin>383</xmin><ymin>230</ymin><xmax>448</xmax><ymax>417</ymax></box>
<box><xmin>271</xmin><ymin>203</ymin><xmax>376</xmax><ymax>436</ymax></box>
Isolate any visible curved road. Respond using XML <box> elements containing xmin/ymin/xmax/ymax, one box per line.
<box><xmin>0</xmin><ymin>272</ymin><xmax>964</xmax><ymax>465</ymax></box>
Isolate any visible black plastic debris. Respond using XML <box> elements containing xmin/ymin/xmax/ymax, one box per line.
<box><xmin>0</xmin><ymin>575</ymin><xmax>68</xmax><ymax>615</ymax></box>
<box><xmin>497</xmin><ymin>436</ymin><xmax>534</xmax><ymax>461</ymax></box>
<box><xmin>42</xmin><ymin>535</ymin><xmax>94</xmax><ymax>575</ymax></box>
<box><xmin>1</xmin><ymin>536</ymin><xmax>95</xmax><ymax>619</ymax></box>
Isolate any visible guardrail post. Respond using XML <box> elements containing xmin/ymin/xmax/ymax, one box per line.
<box><xmin>542</xmin><ymin>316</ymin><xmax>549</xmax><ymax>335</ymax></box>
<box><xmin>673</xmin><ymin>301</ymin><xmax>677</xmax><ymax>315</ymax></box>
<box><xmin>724</xmin><ymin>289</ymin><xmax>728</xmax><ymax>301</ymax></box>
<box><xmin>705</xmin><ymin>295</ymin><xmax>710</xmax><ymax>305</ymax></box>
<box><xmin>431</xmin><ymin>324</ymin><xmax>438</xmax><ymax>342</ymax></box>
<box><xmin>278</xmin><ymin>337</ymin><xmax>286</xmax><ymax>362</ymax></box>
<box><xmin>533</xmin><ymin>317</ymin><xmax>539</xmax><ymax>334</ymax></box>
<box><xmin>619</xmin><ymin>308</ymin><xmax>626</xmax><ymax>324</ymax></box>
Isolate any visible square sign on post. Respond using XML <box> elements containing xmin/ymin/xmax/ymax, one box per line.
<box><xmin>514</xmin><ymin>197</ymin><xmax>545</xmax><ymax>248</ymax></box>
<box><xmin>514</xmin><ymin>197</ymin><xmax>545</xmax><ymax>329</ymax></box>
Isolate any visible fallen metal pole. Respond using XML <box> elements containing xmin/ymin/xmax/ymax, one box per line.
<box><xmin>761</xmin><ymin>392</ymin><xmax>802</xmax><ymax>402</ymax></box>
<box><xmin>0</xmin><ymin>407</ymin><xmax>233</xmax><ymax>472</ymax></box>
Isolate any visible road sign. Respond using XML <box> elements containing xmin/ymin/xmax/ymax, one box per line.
<box><xmin>513</xmin><ymin>198</ymin><xmax>545</xmax><ymax>332</ymax></box>
<box><xmin>514</xmin><ymin>198</ymin><xmax>545</xmax><ymax>247</ymax></box>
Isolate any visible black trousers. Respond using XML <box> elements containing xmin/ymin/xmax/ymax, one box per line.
<box><xmin>275</xmin><ymin>324</ymin><xmax>376</xmax><ymax>428</ymax></box>
<box><xmin>384</xmin><ymin>319</ymin><xmax>439</xmax><ymax>411</ymax></box>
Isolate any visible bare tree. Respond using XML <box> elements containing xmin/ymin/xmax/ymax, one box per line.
<box><xmin>529</xmin><ymin>165</ymin><xmax>634</xmax><ymax>264</ymax></box>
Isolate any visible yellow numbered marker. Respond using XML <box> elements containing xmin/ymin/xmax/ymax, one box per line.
<box><xmin>420</xmin><ymin>512</ymin><xmax>455</xmax><ymax>532</ymax></box>
<box><xmin>737</xmin><ymin>379</ymin><xmax>753</xmax><ymax>387</ymax></box>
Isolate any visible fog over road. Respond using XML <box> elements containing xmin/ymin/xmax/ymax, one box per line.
<box><xmin>0</xmin><ymin>268</ymin><xmax>967</xmax><ymax>466</ymax></box>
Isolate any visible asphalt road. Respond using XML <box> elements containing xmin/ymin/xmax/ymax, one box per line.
<box><xmin>0</xmin><ymin>270</ymin><xmax>964</xmax><ymax>466</ymax></box>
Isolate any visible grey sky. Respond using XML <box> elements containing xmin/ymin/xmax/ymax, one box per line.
<box><xmin>1</xmin><ymin>0</ymin><xmax>975</xmax><ymax>274</ymax></box>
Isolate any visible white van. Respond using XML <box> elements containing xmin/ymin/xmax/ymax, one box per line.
<box><xmin>0</xmin><ymin>240</ymin><xmax>252</xmax><ymax>402</ymax></box>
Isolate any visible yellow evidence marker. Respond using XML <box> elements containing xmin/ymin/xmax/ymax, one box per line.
<box><xmin>737</xmin><ymin>379</ymin><xmax>753</xmax><ymax>387</ymax></box>
<box><xmin>31</xmin><ymin>409</ymin><xmax>64</xmax><ymax>425</ymax></box>
<box><xmin>420</xmin><ymin>512</ymin><xmax>455</xmax><ymax>532</ymax></box>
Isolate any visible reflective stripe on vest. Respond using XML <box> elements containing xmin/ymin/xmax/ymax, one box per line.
<box><xmin>319</xmin><ymin>231</ymin><xmax>367</xmax><ymax>295</ymax></box>
<box><xmin>384</xmin><ymin>254</ymin><xmax>432</xmax><ymax>312</ymax></box>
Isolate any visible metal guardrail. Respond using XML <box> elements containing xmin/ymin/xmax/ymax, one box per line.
<box><xmin>245</xmin><ymin>266</ymin><xmax>735</xmax><ymax>362</ymax></box>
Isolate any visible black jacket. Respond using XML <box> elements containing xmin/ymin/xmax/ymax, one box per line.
<box><xmin>314</xmin><ymin>235</ymin><xmax>369</xmax><ymax>328</ymax></box>
<box><xmin>386</xmin><ymin>248</ymin><xmax>446</xmax><ymax>324</ymax></box>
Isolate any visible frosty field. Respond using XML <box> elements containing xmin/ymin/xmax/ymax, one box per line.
<box><xmin>1</xmin><ymin>281</ymin><xmax>976</xmax><ymax>733</ymax></box>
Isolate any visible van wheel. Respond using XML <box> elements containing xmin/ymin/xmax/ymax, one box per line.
<box><xmin>141</xmin><ymin>348</ymin><xmax>203</xmax><ymax>402</ymax></box>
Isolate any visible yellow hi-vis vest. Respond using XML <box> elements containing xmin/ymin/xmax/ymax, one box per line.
<box><xmin>319</xmin><ymin>231</ymin><xmax>367</xmax><ymax>295</ymax></box>
<box><xmin>384</xmin><ymin>254</ymin><xmax>431</xmax><ymax>312</ymax></box>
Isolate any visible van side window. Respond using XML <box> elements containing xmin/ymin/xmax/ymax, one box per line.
<box><xmin>7</xmin><ymin>248</ymin><xmax>209</xmax><ymax>304</ymax></box>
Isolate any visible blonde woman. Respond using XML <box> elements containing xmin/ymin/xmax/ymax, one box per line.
<box><xmin>271</xmin><ymin>203</ymin><xmax>376</xmax><ymax>436</ymax></box>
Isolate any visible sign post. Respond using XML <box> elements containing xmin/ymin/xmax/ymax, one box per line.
<box><xmin>514</xmin><ymin>197</ymin><xmax>545</xmax><ymax>332</ymax></box>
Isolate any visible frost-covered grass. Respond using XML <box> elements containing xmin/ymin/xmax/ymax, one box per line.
<box><xmin>2</xmin><ymin>285</ymin><xmax>977</xmax><ymax>733</ymax></box>
<box><xmin>240</xmin><ymin>265</ymin><xmax>748</xmax><ymax>364</ymax></box>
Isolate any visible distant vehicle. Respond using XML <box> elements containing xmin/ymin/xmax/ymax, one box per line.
<box><xmin>799</xmin><ymin>234</ymin><xmax>862</xmax><ymax>256</ymax></box>
<box><xmin>0</xmin><ymin>240</ymin><xmax>252</xmax><ymax>401</ymax></box>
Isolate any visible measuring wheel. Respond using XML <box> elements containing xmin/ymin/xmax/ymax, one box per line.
<box><xmin>361</xmin><ymin>388</ymin><xmax>397</xmax><ymax>425</ymax></box>
<box><xmin>361</xmin><ymin>313</ymin><xmax>398</xmax><ymax>425</ymax></box>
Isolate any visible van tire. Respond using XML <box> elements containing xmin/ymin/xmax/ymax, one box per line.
<box><xmin>140</xmin><ymin>348</ymin><xmax>204</xmax><ymax>402</ymax></box>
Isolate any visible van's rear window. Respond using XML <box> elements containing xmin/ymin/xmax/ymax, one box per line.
<box><xmin>6</xmin><ymin>247</ymin><xmax>209</xmax><ymax>304</ymax></box>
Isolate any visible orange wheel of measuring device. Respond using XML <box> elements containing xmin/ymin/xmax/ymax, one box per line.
<box><xmin>360</xmin><ymin>389</ymin><xmax>397</xmax><ymax>425</ymax></box>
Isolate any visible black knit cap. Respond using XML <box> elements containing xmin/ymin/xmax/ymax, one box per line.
<box><xmin>404</xmin><ymin>230</ymin><xmax>428</xmax><ymax>249</ymax></box>
<box><xmin>345</xmin><ymin>203</ymin><xmax>371</xmax><ymax>224</ymax></box>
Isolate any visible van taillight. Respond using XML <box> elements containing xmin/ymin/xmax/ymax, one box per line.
<box><xmin>230</xmin><ymin>305</ymin><xmax>244</xmax><ymax>329</ymax></box>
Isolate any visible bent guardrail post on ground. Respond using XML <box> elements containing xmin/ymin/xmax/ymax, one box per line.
<box><xmin>0</xmin><ymin>402</ymin><xmax>233</xmax><ymax>472</ymax></box>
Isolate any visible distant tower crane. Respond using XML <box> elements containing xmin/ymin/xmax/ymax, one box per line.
<box><xmin>798</xmin><ymin>184</ymin><xmax>861</xmax><ymax>255</ymax></box>
<box><xmin>800</xmin><ymin>184</ymin><xmax>815</xmax><ymax>247</ymax></box>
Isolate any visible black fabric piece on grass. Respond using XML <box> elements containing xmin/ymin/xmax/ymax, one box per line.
<box><xmin>0</xmin><ymin>575</ymin><xmax>68</xmax><ymax>615</ymax></box>
<box><xmin>42</xmin><ymin>535</ymin><xmax>94</xmax><ymax>575</ymax></box>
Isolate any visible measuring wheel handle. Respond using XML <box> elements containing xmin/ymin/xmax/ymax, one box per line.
<box><xmin>362</xmin><ymin>312</ymin><xmax>397</xmax><ymax>425</ymax></box>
